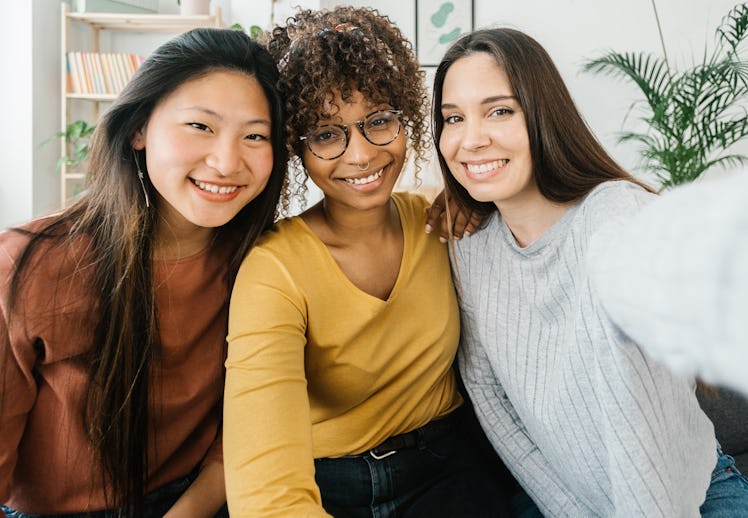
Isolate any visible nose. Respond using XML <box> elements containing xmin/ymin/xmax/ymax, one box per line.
<box><xmin>343</xmin><ymin>126</ymin><xmax>377</xmax><ymax>167</ymax></box>
<box><xmin>460</xmin><ymin>119</ymin><xmax>490</xmax><ymax>151</ymax></box>
<box><xmin>205</xmin><ymin>136</ymin><xmax>242</xmax><ymax>176</ymax></box>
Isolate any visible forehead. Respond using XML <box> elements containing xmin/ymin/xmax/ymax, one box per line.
<box><xmin>443</xmin><ymin>52</ymin><xmax>513</xmax><ymax>98</ymax></box>
<box><xmin>159</xmin><ymin>70</ymin><xmax>269</xmax><ymax>111</ymax></box>
<box><xmin>319</xmin><ymin>89</ymin><xmax>383</xmax><ymax>122</ymax></box>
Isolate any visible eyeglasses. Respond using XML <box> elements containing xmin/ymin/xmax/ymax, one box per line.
<box><xmin>300</xmin><ymin>109</ymin><xmax>403</xmax><ymax>160</ymax></box>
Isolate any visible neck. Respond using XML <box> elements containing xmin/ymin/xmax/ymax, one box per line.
<box><xmin>153</xmin><ymin>218</ymin><xmax>213</xmax><ymax>260</ymax></box>
<box><xmin>307</xmin><ymin>196</ymin><xmax>399</xmax><ymax>243</ymax></box>
<box><xmin>498</xmin><ymin>193</ymin><xmax>572</xmax><ymax>248</ymax></box>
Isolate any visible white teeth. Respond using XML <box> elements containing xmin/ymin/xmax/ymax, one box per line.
<box><xmin>195</xmin><ymin>180</ymin><xmax>239</xmax><ymax>194</ymax></box>
<box><xmin>343</xmin><ymin>169</ymin><xmax>383</xmax><ymax>185</ymax></box>
<box><xmin>466</xmin><ymin>160</ymin><xmax>508</xmax><ymax>174</ymax></box>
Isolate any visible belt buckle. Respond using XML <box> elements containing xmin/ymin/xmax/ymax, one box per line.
<box><xmin>369</xmin><ymin>448</ymin><xmax>397</xmax><ymax>460</ymax></box>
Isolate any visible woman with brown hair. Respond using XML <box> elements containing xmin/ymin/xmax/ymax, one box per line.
<box><xmin>223</xmin><ymin>7</ymin><xmax>512</xmax><ymax>517</ymax></box>
<box><xmin>432</xmin><ymin>27</ymin><xmax>748</xmax><ymax>516</ymax></box>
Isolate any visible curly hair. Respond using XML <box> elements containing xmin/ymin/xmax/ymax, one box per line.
<box><xmin>266</xmin><ymin>6</ymin><xmax>430</xmax><ymax>200</ymax></box>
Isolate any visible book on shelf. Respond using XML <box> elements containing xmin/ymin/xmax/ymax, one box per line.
<box><xmin>66</xmin><ymin>51</ymin><xmax>145</xmax><ymax>96</ymax></box>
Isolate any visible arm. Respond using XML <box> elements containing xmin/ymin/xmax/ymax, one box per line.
<box><xmin>458</xmin><ymin>309</ymin><xmax>588</xmax><ymax>517</ymax></box>
<box><xmin>589</xmin><ymin>172</ymin><xmax>748</xmax><ymax>396</ymax></box>
<box><xmin>581</xmin><ymin>183</ymin><xmax>716</xmax><ymax>515</ymax></box>
<box><xmin>0</xmin><ymin>247</ymin><xmax>38</xmax><ymax>512</ymax></box>
<box><xmin>425</xmin><ymin>189</ymin><xmax>483</xmax><ymax>242</ymax></box>
<box><xmin>163</xmin><ymin>461</ymin><xmax>225</xmax><ymax>518</ymax></box>
<box><xmin>583</xmin><ymin>296</ymin><xmax>716</xmax><ymax>516</ymax></box>
<box><xmin>223</xmin><ymin>248</ymin><xmax>330</xmax><ymax>518</ymax></box>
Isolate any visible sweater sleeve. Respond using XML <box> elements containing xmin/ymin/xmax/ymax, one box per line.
<box><xmin>223</xmin><ymin>246</ymin><xmax>331</xmax><ymax>518</ymax></box>
<box><xmin>457</xmin><ymin>308</ymin><xmax>590</xmax><ymax>517</ymax></box>
<box><xmin>588</xmin><ymin>173</ymin><xmax>748</xmax><ymax>396</ymax></box>
<box><xmin>583</xmin><ymin>183</ymin><xmax>716</xmax><ymax>515</ymax></box>
<box><xmin>582</xmin><ymin>294</ymin><xmax>716</xmax><ymax>516</ymax></box>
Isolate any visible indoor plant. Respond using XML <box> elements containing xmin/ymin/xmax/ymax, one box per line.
<box><xmin>46</xmin><ymin>119</ymin><xmax>96</xmax><ymax>171</ymax></box>
<box><xmin>582</xmin><ymin>2</ymin><xmax>748</xmax><ymax>189</ymax></box>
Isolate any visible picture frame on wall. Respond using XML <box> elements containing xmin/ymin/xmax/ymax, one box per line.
<box><xmin>415</xmin><ymin>0</ymin><xmax>474</xmax><ymax>67</ymax></box>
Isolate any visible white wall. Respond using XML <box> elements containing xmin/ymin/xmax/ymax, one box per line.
<box><xmin>0</xmin><ymin>2</ymin><xmax>35</xmax><ymax>229</ymax></box>
<box><xmin>0</xmin><ymin>0</ymin><xmax>743</xmax><ymax>228</ymax></box>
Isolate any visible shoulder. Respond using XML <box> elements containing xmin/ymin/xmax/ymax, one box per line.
<box><xmin>250</xmin><ymin>216</ymin><xmax>308</xmax><ymax>252</ymax></box>
<box><xmin>236</xmin><ymin>216</ymin><xmax>317</xmax><ymax>281</ymax></box>
<box><xmin>581</xmin><ymin>180</ymin><xmax>655</xmax><ymax>218</ymax></box>
<box><xmin>0</xmin><ymin>216</ymin><xmax>71</xmax><ymax>275</ymax></box>
<box><xmin>453</xmin><ymin>211</ymin><xmax>500</xmax><ymax>256</ymax></box>
<box><xmin>392</xmin><ymin>191</ymin><xmax>430</xmax><ymax>223</ymax></box>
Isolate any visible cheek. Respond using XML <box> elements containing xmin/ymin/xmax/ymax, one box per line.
<box><xmin>250</xmin><ymin>146</ymin><xmax>276</xmax><ymax>184</ymax></box>
<box><xmin>438</xmin><ymin>132</ymin><xmax>460</xmax><ymax>163</ymax></box>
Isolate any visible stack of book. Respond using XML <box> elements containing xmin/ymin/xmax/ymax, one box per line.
<box><xmin>66</xmin><ymin>52</ymin><xmax>146</xmax><ymax>95</ymax></box>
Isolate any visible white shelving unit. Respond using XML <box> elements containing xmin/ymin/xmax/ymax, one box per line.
<box><xmin>59</xmin><ymin>3</ymin><xmax>223</xmax><ymax>206</ymax></box>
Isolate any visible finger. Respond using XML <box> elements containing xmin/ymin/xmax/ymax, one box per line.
<box><xmin>425</xmin><ymin>191</ymin><xmax>447</xmax><ymax>233</ymax></box>
<box><xmin>464</xmin><ymin>213</ymin><xmax>482</xmax><ymax>236</ymax></box>
<box><xmin>450</xmin><ymin>210</ymin><xmax>471</xmax><ymax>239</ymax></box>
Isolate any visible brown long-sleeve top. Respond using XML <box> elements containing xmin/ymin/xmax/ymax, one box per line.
<box><xmin>0</xmin><ymin>218</ymin><xmax>230</xmax><ymax>514</ymax></box>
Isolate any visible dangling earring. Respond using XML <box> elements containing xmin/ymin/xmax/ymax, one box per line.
<box><xmin>132</xmin><ymin>149</ymin><xmax>151</xmax><ymax>208</ymax></box>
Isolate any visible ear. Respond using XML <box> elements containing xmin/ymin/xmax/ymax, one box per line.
<box><xmin>131</xmin><ymin>130</ymin><xmax>146</xmax><ymax>150</ymax></box>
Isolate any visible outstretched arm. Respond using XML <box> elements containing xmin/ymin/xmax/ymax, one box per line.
<box><xmin>223</xmin><ymin>248</ymin><xmax>331</xmax><ymax>518</ymax></box>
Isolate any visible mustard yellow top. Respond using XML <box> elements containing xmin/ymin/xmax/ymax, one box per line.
<box><xmin>223</xmin><ymin>192</ymin><xmax>462</xmax><ymax>517</ymax></box>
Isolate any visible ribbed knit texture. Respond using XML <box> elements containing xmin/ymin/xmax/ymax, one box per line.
<box><xmin>454</xmin><ymin>181</ymin><xmax>717</xmax><ymax>517</ymax></box>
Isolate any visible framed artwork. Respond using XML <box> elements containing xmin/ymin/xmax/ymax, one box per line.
<box><xmin>415</xmin><ymin>0</ymin><xmax>474</xmax><ymax>67</ymax></box>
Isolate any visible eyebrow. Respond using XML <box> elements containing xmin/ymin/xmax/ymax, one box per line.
<box><xmin>182</xmin><ymin>106</ymin><xmax>271</xmax><ymax>127</ymax></box>
<box><xmin>441</xmin><ymin>95</ymin><xmax>517</xmax><ymax>110</ymax></box>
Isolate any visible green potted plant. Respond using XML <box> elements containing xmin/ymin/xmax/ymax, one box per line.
<box><xmin>582</xmin><ymin>2</ymin><xmax>748</xmax><ymax>189</ymax></box>
<box><xmin>45</xmin><ymin>119</ymin><xmax>96</xmax><ymax>171</ymax></box>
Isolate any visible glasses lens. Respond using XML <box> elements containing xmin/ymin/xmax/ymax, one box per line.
<box><xmin>364</xmin><ymin>111</ymin><xmax>401</xmax><ymax>145</ymax></box>
<box><xmin>308</xmin><ymin>126</ymin><xmax>347</xmax><ymax>159</ymax></box>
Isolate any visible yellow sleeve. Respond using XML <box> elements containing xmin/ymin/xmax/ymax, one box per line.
<box><xmin>223</xmin><ymin>245</ymin><xmax>331</xmax><ymax>518</ymax></box>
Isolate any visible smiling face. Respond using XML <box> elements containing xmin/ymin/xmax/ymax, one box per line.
<box><xmin>439</xmin><ymin>52</ymin><xmax>539</xmax><ymax>211</ymax></box>
<box><xmin>132</xmin><ymin>69</ymin><xmax>274</xmax><ymax>235</ymax></box>
<box><xmin>301</xmin><ymin>90</ymin><xmax>407</xmax><ymax>212</ymax></box>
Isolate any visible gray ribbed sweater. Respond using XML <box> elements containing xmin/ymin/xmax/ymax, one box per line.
<box><xmin>454</xmin><ymin>181</ymin><xmax>717</xmax><ymax>517</ymax></box>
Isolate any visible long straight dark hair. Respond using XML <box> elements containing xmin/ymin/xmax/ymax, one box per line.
<box><xmin>432</xmin><ymin>28</ymin><xmax>653</xmax><ymax>217</ymax></box>
<box><xmin>5</xmin><ymin>28</ymin><xmax>287</xmax><ymax>515</ymax></box>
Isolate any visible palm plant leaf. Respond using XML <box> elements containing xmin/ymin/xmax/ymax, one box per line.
<box><xmin>582</xmin><ymin>2</ymin><xmax>748</xmax><ymax>189</ymax></box>
<box><xmin>717</xmin><ymin>3</ymin><xmax>748</xmax><ymax>54</ymax></box>
<box><xmin>582</xmin><ymin>52</ymin><xmax>672</xmax><ymax>113</ymax></box>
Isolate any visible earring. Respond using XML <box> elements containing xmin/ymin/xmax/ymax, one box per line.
<box><xmin>132</xmin><ymin>149</ymin><xmax>150</xmax><ymax>208</ymax></box>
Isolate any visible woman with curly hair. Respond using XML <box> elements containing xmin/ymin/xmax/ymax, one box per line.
<box><xmin>223</xmin><ymin>6</ymin><xmax>513</xmax><ymax>517</ymax></box>
<box><xmin>0</xmin><ymin>28</ymin><xmax>287</xmax><ymax>517</ymax></box>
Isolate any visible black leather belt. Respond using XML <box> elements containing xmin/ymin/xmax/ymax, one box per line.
<box><xmin>369</xmin><ymin>411</ymin><xmax>457</xmax><ymax>460</ymax></box>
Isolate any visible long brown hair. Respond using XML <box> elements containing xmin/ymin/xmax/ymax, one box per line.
<box><xmin>5</xmin><ymin>28</ymin><xmax>287</xmax><ymax>515</ymax></box>
<box><xmin>432</xmin><ymin>28</ymin><xmax>653</xmax><ymax>217</ymax></box>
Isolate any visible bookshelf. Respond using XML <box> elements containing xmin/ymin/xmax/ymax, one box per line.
<box><xmin>59</xmin><ymin>3</ymin><xmax>223</xmax><ymax>207</ymax></box>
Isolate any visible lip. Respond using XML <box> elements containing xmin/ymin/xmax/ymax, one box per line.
<box><xmin>337</xmin><ymin>167</ymin><xmax>386</xmax><ymax>191</ymax></box>
<box><xmin>190</xmin><ymin>178</ymin><xmax>244</xmax><ymax>202</ymax></box>
<box><xmin>463</xmin><ymin>159</ymin><xmax>508</xmax><ymax>180</ymax></box>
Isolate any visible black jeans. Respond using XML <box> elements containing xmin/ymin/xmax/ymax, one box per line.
<box><xmin>314</xmin><ymin>406</ymin><xmax>514</xmax><ymax>517</ymax></box>
<box><xmin>1</xmin><ymin>468</ymin><xmax>229</xmax><ymax>518</ymax></box>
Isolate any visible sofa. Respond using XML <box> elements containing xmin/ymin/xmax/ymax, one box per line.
<box><xmin>697</xmin><ymin>385</ymin><xmax>748</xmax><ymax>473</ymax></box>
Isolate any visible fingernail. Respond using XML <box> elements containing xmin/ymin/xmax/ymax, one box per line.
<box><xmin>464</xmin><ymin>230</ymin><xmax>471</xmax><ymax>237</ymax></box>
<box><xmin>439</xmin><ymin>236</ymin><xmax>447</xmax><ymax>243</ymax></box>
<box><xmin>425</xmin><ymin>224</ymin><xmax>432</xmax><ymax>234</ymax></box>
